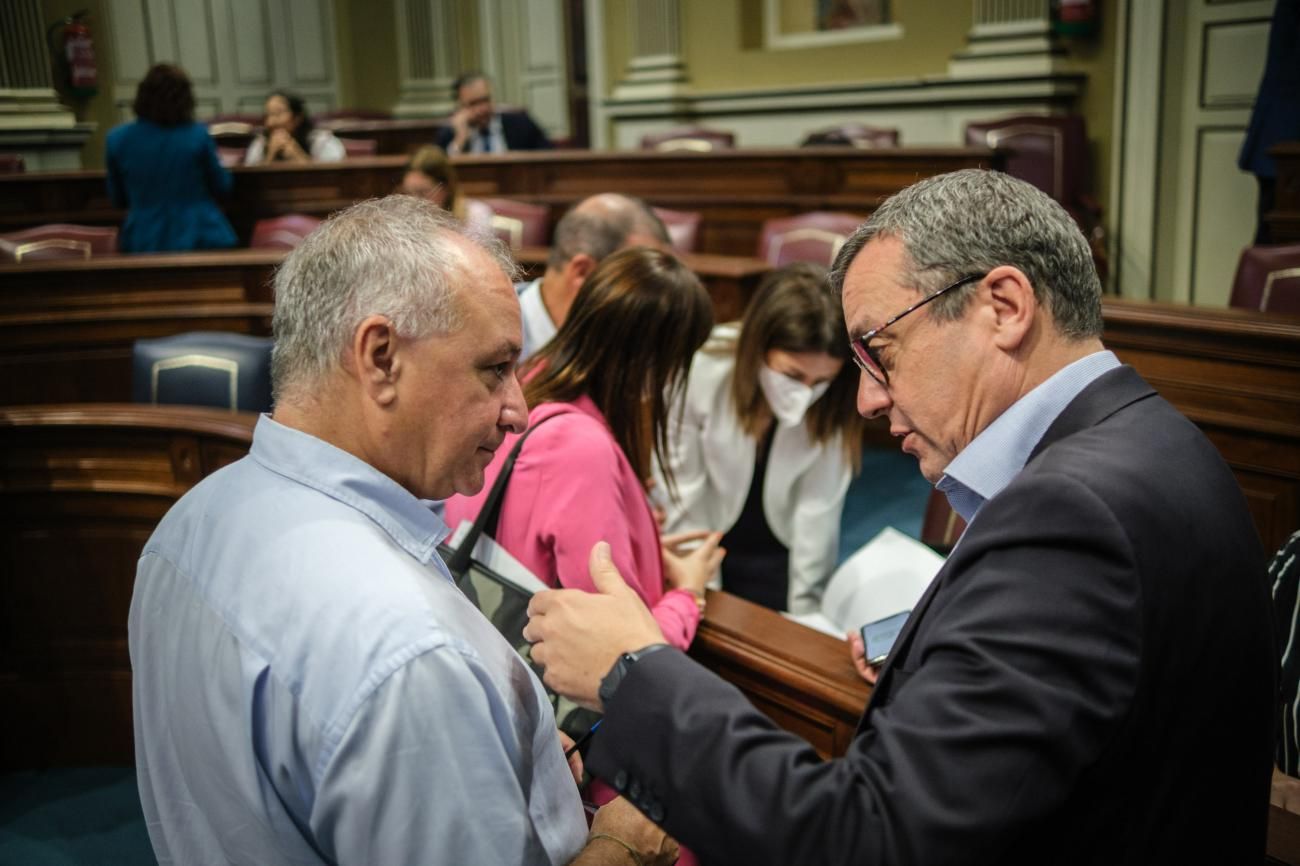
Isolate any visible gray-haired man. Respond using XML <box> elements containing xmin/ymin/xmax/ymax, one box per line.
<box><xmin>129</xmin><ymin>196</ymin><xmax>676</xmax><ymax>866</ymax></box>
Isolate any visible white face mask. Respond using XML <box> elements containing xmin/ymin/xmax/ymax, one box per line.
<box><xmin>758</xmin><ymin>364</ymin><xmax>831</xmax><ymax>428</ymax></box>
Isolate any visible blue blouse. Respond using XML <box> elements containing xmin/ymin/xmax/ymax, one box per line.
<box><xmin>106</xmin><ymin>119</ymin><xmax>238</xmax><ymax>253</ymax></box>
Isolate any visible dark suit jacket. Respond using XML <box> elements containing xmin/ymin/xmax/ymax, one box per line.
<box><xmin>434</xmin><ymin>110</ymin><xmax>553</xmax><ymax>153</ymax></box>
<box><xmin>588</xmin><ymin>366</ymin><xmax>1275</xmax><ymax>866</ymax></box>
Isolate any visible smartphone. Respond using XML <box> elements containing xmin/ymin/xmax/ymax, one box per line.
<box><xmin>859</xmin><ymin>610</ymin><xmax>911</xmax><ymax>667</ymax></box>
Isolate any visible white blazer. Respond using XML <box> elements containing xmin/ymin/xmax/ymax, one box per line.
<box><xmin>656</xmin><ymin>324</ymin><xmax>852</xmax><ymax>614</ymax></box>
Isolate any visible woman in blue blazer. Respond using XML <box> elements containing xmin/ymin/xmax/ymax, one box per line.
<box><xmin>106</xmin><ymin>64</ymin><xmax>237</xmax><ymax>253</ymax></box>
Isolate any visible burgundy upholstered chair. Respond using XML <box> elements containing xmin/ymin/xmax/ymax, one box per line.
<box><xmin>640</xmin><ymin>126</ymin><xmax>736</xmax><ymax>152</ymax></box>
<box><xmin>964</xmin><ymin>114</ymin><xmax>1106</xmax><ymax>279</ymax></box>
<box><xmin>465</xmin><ymin>198</ymin><xmax>550</xmax><ymax>250</ymax></box>
<box><xmin>249</xmin><ymin>215</ymin><xmax>323</xmax><ymax>251</ymax></box>
<box><xmin>0</xmin><ymin>224</ymin><xmax>119</xmax><ymax>262</ymax></box>
<box><xmin>652</xmin><ymin>206</ymin><xmax>703</xmax><ymax>254</ymax></box>
<box><xmin>0</xmin><ymin>154</ymin><xmax>26</xmax><ymax>174</ymax></box>
<box><xmin>801</xmin><ymin>124</ymin><xmax>900</xmax><ymax>148</ymax></box>
<box><xmin>920</xmin><ymin>489</ymin><xmax>967</xmax><ymax>555</ymax></box>
<box><xmin>1230</xmin><ymin>244</ymin><xmax>1300</xmax><ymax>315</ymax></box>
<box><xmin>758</xmin><ymin>212</ymin><xmax>865</xmax><ymax>267</ymax></box>
<box><xmin>315</xmin><ymin>108</ymin><xmax>393</xmax><ymax>124</ymax></box>
<box><xmin>339</xmin><ymin>137</ymin><xmax>378</xmax><ymax>158</ymax></box>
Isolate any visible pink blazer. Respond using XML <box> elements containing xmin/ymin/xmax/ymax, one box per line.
<box><xmin>443</xmin><ymin>395</ymin><xmax>700</xmax><ymax>649</ymax></box>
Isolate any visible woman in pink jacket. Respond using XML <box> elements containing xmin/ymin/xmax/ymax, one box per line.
<box><xmin>445</xmin><ymin>246</ymin><xmax>723</xmax><ymax>648</ymax></box>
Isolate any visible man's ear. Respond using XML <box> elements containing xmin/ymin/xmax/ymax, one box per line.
<box><xmin>351</xmin><ymin>315</ymin><xmax>400</xmax><ymax>407</ymax></box>
<box><xmin>984</xmin><ymin>266</ymin><xmax>1037</xmax><ymax>352</ymax></box>
<box><xmin>563</xmin><ymin>253</ymin><xmax>597</xmax><ymax>295</ymax></box>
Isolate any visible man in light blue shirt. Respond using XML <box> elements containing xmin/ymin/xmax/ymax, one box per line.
<box><xmin>129</xmin><ymin>196</ymin><xmax>677</xmax><ymax>866</ymax></box>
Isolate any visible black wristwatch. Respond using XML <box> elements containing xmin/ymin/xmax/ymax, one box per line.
<box><xmin>598</xmin><ymin>643</ymin><xmax>671</xmax><ymax>706</ymax></box>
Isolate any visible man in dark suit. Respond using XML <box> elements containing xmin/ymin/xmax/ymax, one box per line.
<box><xmin>524</xmin><ymin>169</ymin><xmax>1277</xmax><ymax>865</ymax></box>
<box><xmin>436</xmin><ymin>71</ymin><xmax>553</xmax><ymax>155</ymax></box>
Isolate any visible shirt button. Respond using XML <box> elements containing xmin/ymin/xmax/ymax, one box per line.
<box><xmin>628</xmin><ymin>779</ymin><xmax>642</xmax><ymax>799</ymax></box>
<box><xmin>613</xmin><ymin>770</ymin><xmax>628</xmax><ymax>792</ymax></box>
<box><xmin>649</xmin><ymin>802</ymin><xmax>665</xmax><ymax>823</ymax></box>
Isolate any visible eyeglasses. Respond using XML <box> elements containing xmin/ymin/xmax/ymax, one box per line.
<box><xmin>849</xmin><ymin>272</ymin><xmax>987</xmax><ymax>387</ymax></box>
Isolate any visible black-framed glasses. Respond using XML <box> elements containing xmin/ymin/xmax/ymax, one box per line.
<box><xmin>850</xmin><ymin>272</ymin><xmax>987</xmax><ymax>387</ymax></box>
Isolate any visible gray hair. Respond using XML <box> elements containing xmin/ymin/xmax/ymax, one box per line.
<box><xmin>828</xmin><ymin>169</ymin><xmax>1103</xmax><ymax>339</ymax></box>
<box><xmin>271</xmin><ymin>195</ymin><xmax>518</xmax><ymax>403</ymax></box>
<box><xmin>548</xmin><ymin>193</ymin><xmax>671</xmax><ymax>270</ymax></box>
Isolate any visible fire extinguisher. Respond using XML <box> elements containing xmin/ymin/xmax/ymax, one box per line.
<box><xmin>1051</xmin><ymin>0</ymin><xmax>1100</xmax><ymax>38</ymax></box>
<box><xmin>47</xmin><ymin>10</ymin><xmax>99</xmax><ymax>100</ymax></box>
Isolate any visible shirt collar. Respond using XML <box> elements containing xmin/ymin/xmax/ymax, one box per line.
<box><xmin>937</xmin><ymin>350</ymin><xmax>1121</xmax><ymax>522</ymax></box>
<box><xmin>518</xmin><ymin>278</ymin><xmax>558</xmax><ymax>359</ymax></box>
<box><xmin>249</xmin><ymin>415</ymin><xmax>451</xmax><ymax>567</ymax></box>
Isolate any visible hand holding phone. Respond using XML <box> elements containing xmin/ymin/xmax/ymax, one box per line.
<box><xmin>859</xmin><ymin>610</ymin><xmax>911</xmax><ymax>668</ymax></box>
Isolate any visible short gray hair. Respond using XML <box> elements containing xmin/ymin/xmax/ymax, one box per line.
<box><xmin>828</xmin><ymin>169</ymin><xmax>1102</xmax><ymax>339</ymax></box>
<box><xmin>548</xmin><ymin>194</ymin><xmax>671</xmax><ymax>270</ymax></box>
<box><xmin>271</xmin><ymin>195</ymin><xmax>518</xmax><ymax>403</ymax></box>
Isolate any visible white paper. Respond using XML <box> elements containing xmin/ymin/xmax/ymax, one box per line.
<box><xmin>816</xmin><ymin>526</ymin><xmax>945</xmax><ymax>634</ymax></box>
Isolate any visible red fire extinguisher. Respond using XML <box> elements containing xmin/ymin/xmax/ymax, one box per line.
<box><xmin>1051</xmin><ymin>0</ymin><xmax>1100</xmax><ymax>38</ymax></box>
<box><xmin>47</xmin><ymin>10</ymin><xmax>99</xmax><ymax>100</ymax></box>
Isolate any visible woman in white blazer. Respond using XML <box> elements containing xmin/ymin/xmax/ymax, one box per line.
<box><xmin>656</xmin><ymin>263</ymin><xmax>864</xmax><ymax>614</ymax></box>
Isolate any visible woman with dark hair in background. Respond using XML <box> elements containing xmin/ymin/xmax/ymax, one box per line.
<box><xmin>395</xmin><ymin>144</ymin><xmax>465</xmax><ymax>220</ymax></box>
<box><xmin>445</xmin><ymin>246</ymin><xmax>721</xmax><ymax>648</ymax></box>
<box><xmin>105</xmin><ymin>63</ymin><xmax>237</xmax><ymax>253</ymax></box>
<box><xmin>656</xmin><ymin>262</ymin><xmax>865</xmax><ymax>614</ymax></box>
<box><xmin>244</xmin><ymin>90</ymin><xmax>345</xmax><ymax>164</ymax></box>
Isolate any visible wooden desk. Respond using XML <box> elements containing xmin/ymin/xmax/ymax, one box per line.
<box><xmin>0</xmin><ymin>147</ymin><xmax>999</xmax><ymax>256</ymax></box>
<box><xmin>691</xmin><ymin>590</ymin><xmax>869</xmax><ymax>759</ymax></box>
<box><xmin>0</xmin><ymin>303</ymin><xmax>273</xmax><ymax>405</ymax></box>
<box><xmin>0</xmin><ymin>249</ymin><xmax>279</xmax><ymax>313</ymax></box>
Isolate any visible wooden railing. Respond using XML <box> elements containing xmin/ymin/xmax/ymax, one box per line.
<box><xmin>0</xmin><ymin>147</ymin><xmax>999</xmax><ymax>257</ymax></box>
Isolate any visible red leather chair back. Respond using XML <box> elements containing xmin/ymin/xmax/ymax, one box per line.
<box><xmin>1230</xmin><ymin>244</ymin><xmax>1300</xmax><ymax>315</ymax></box>
<box><xmin>339</xmin><ymin>137</ymin><xmax>378</xmax><ymax>158</ymax></box>
<box><xmin>0</xmin><ymin>154</ymin><xmax>26</xmax><ymax>174</ymax></box>
<box><xmin>964</xmin><ymin>114</ymin><xmax>1088</xmax><ymax>207</ymax></box>
<box><xmin>0</xmin><ymin>224</ymin><xmax>118</xmax><ymax>261</ymax></box>
<box><xmin>316</xmin><ymin>109</ymin><xmax>393</xmax><ymax>124</ymax></box>
<box><xmin>801</xmin><ymin>124</ymin><xmax>900</xmax><ymax>148</ymax></box>
<box><xmin>758</xmin><ymin>211</ymin><xmax>864</xmax><ymax>267</ymax></box>
<box><xmin>641</xmin><ymin>126</ymin><xmax>736</xmax><ymax>152</ymax></box>
<box><xmin>466</xmin><ymin>198</ymin><xmax>550</xmax><ymax>249</ymax></box>
<box><xmin>249</xmin><ymin>215</ymin><xmax>322</xmax><ymax>251</ymax></box>
<box><xmin>920</xmin><ymin>489</ymin><xmax>967</xmax><ymax>554</ymax></box>
<box><xmin>652</xmin><ymin>207</ymin><xmax>702</xmax><ymax>254</ymax></box>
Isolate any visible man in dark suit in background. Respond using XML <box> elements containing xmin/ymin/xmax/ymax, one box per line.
<box><xmin>436</xmin><ymin>71</ymin><xmax>553</xmax><ymax>155</ymax></box>
<box><xmin>524</xmin><ymin>169</ymin><xmax>1277</xmax><ymax>865</ymax></box>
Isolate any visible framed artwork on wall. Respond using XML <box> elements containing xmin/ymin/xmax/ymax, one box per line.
<box><xmin>764</xmin><ymin>0</ymin><xmax>900</xmax><ymax>49</ymax></box>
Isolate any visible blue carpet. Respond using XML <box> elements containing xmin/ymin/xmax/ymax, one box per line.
<box><xmin>0</xmin><ymin>768</ymin><xmax>153</xmax><ymax>866</ymax></box>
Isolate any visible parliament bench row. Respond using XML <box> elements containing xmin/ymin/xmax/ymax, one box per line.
<box><xmin>0</xmin><ymin>147</ymin><xmax>999</xmax><ymax>259</ymax></box>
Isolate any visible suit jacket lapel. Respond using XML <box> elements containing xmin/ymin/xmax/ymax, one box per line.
<box><xmin>859</xmin><ymin>365</ymin><xmax>1156</xmax><ymax>730</ymax></box>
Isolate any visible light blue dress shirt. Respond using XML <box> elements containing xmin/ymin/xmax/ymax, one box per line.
<box><xmin>937</xmin><ymin>351</ymin><xmax>1121</xmax><ymax>525</ymax></box>
<box><xmin>129</xmin><ymin>415</ymin><xmax>586</xmax><ymax>866</ymax></box>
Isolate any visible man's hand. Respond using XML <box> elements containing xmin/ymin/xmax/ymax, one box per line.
<box><xmin>524</xmin><ymin>542</ymin><xmax>665</xmax><ymax>710</ymax></box>
<box><xmin>847</xmin><ymin>631</ymin><xmax>879</xmax><ymax>685</ymax></box>
<box><xmin>450</xmin><ymin>107</ymin><xmax>472</xmax><ymax>151</ymax></box>
<box><xmin>582</xmin><ymin>796</ymin><xmax>679</xmax><ymax>866</ymax></box>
